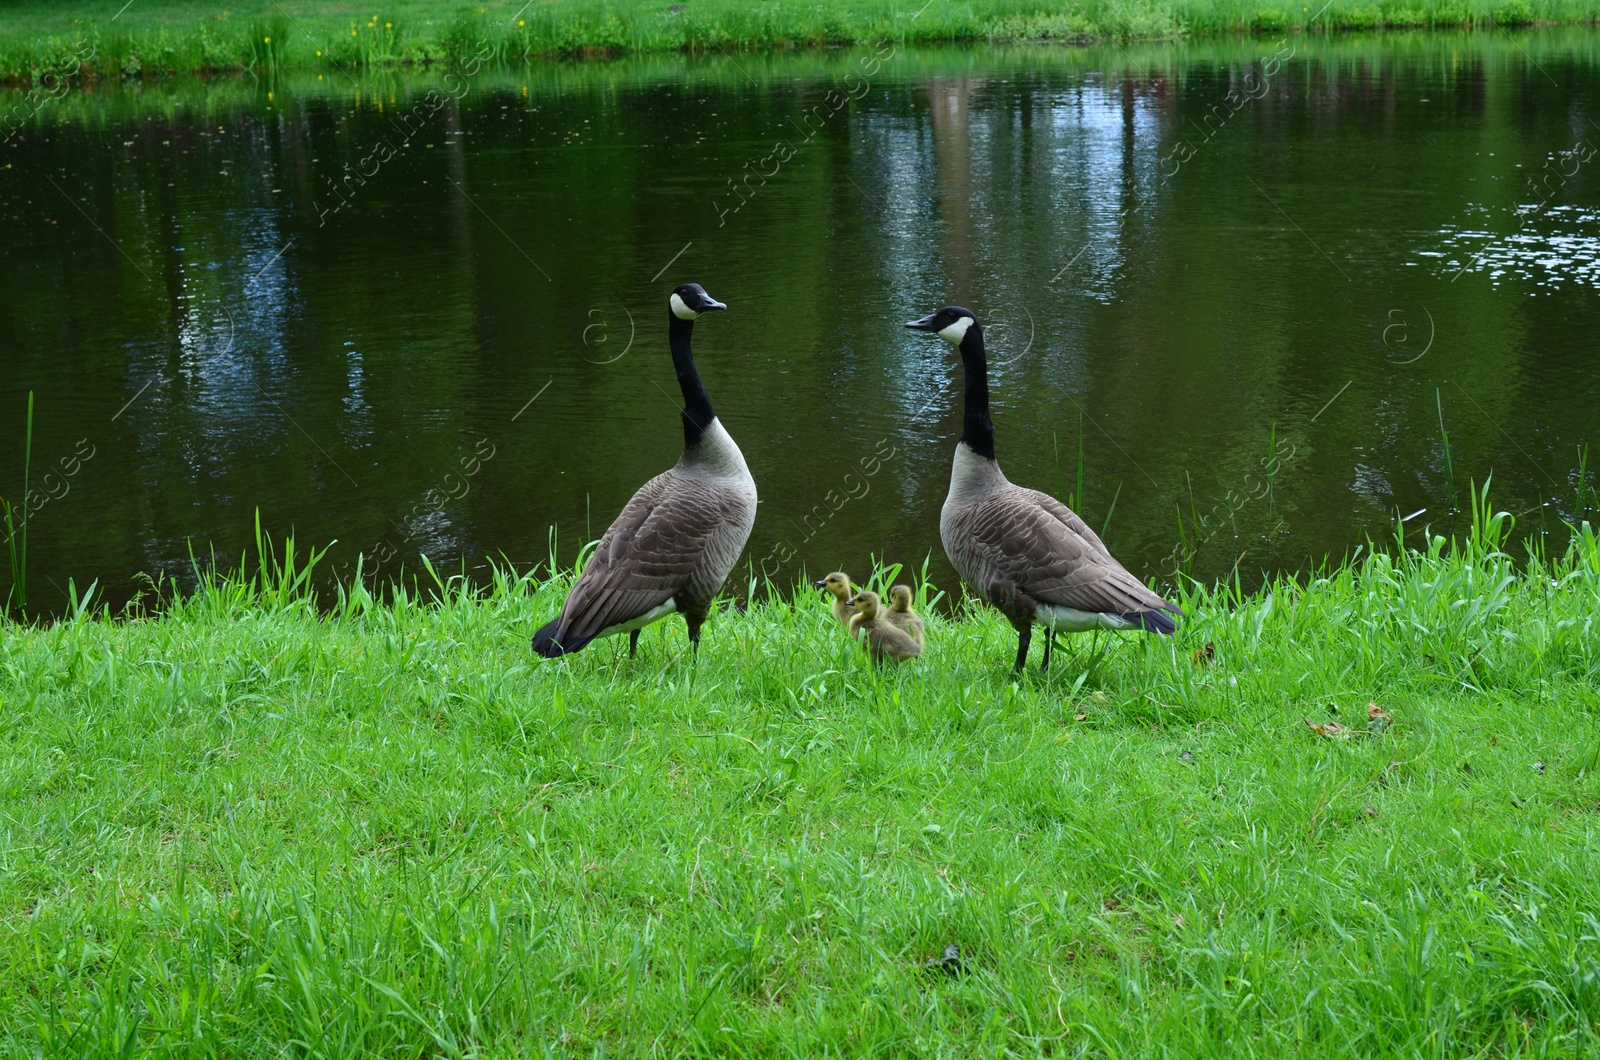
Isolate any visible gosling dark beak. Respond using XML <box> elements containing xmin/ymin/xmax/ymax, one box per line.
<box><xmin>904</xmin><ymin>314</ymin><xmax>939</xmax><ymax>332</ymax></box>
<box><xmin>813</xmin><ymin>579</ymin><xmax>827</xmax><ymax>589</ymax></box>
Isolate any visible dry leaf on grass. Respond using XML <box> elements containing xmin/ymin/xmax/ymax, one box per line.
<box><xmin>1366</xmin><ymin>702</ymin><xmax>1393</xmax><ymax>733</ymax></box>
<box><xmin>1305</xmin><ymin>717</ymin><xmax>1352</xmax><ymax>739</ymax></box>
<box><xmin>1308</xmin><ymin>705</ymin><xmax>1394</xmax><ymax>740</ymax></box>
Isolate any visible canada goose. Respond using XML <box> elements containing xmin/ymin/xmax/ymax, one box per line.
<box><xmin>904</xmin><ymin>306</ymin><xmax>1180</xmax><ymax>672</ymax></box>
<box><xmin>532</xmin><ymin>283</ymin><xmax>756</xmax><ymax>658</ymax></box>
<box><xmin>847</xmin><ymin>590</ymin><xmax>923</xmax><ymax>663</ymax></box>
<box><xmin>814</xmin><ymin>571</ymin><xmax>858</xmax><ymax>624</ymax></box>
<box><xmin>885</xmin><ymin>585</ymin><xmax>925</xmax><ymax>648</ymax></box>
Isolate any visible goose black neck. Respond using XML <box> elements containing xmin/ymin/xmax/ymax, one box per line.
<box><xmin>958</xmin><ymin>324</ymin><xmax>996</xmax><ymax>460</ymax></box>
<box><xmin>669</xmin><ymin>311</ymin><xmax>715</xmax><ymax>448</ymax></box>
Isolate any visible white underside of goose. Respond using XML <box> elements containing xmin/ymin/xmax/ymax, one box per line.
<box><xmin>1037</xmin><ymin>604</ymin><xmax>1139</xmax><ymax>632</ymax></box>
<box><xmin>598</xmin><ymin>599</ymin><xmax>679</xmax><ymax>639</ymax></box>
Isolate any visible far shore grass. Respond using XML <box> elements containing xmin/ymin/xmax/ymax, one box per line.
<box><xmin>1</xmin><ymin>0</ymin><xmax>1597</xmax><ymax>83</ymax></box>
<box><xmin>1</xmin><ymin>497</ymin><xmax>1598</xmax><ymax>1054</ymax></box>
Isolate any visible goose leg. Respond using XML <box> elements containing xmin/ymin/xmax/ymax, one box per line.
<box><xmin>686</xmin><ymin>615</ymin><xmax>704</xmax><ymax>656</ymax></box>
<box><xmin>629</xmin><ymin>629</ymin><xmax>640</xmax><ymax>658</ymax></box>
<box><xmin>1013</xmin><ymin>625</ymin><xmax>1033</xmax><ymax>673</ymax></box>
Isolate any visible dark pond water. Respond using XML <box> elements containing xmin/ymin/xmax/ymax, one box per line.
<box><xmin>4</xmin><ymin>32</ymin><xmax>1600</xmax><ymax>614</ymax></box>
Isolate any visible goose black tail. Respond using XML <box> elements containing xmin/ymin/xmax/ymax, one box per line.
<box><xmin>532</xmin><ymin>619</ymin><xmax>593</xmax><ymax>658</ymax></box>
<box><xmin>1122</xmin><ymin>608</ymin><xmax>1178</xmax><ymax>636</ymax></box>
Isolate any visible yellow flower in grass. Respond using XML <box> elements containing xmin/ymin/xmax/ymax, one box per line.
<box><xmin>263</xmin><ymin>36</ymin><xmax>271</xmax><ymax>42</ymax></box>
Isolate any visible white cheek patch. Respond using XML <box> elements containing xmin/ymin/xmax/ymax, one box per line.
<box><xmin>938</xmin><ymin>316</ymin><xmax>974</xmax><ymax>343</ymax></box>
<box><xmin>670</xmin><ymin>293</ymin><xmax>698</xmax><ymax>320</ymax></box>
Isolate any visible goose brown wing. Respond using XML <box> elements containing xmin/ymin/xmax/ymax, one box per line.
<box><xmin>967</xmin><ymin>487</ymin><xmax>1177</xmax><ymax>616</ymax></box>
<box><xmin>1027</xmin><ymin>489</ymin><xmax>1117</xmax><ymax>564</ymax></box>
<box><xmin>556</xmin><ymin>471</ymin><xmax>748</xmax><ymax>642</ymax></box>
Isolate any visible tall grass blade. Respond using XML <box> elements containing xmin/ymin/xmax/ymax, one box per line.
<box><xmin>1173</xmin><ymin>502</ymin><xmax>1191</xmax><ymax>577</ymax></box>
<box><xmin>1266</xmin><ymin>421</ymin><xmax>1277</xmax><ymax>516</ymax></box>
<box><xmin>2</xmin><ymin>391</ymin><xmax>33</xmax><ymax>620</ymax></box>
<box><xmin>1575</xmin><ymin>443</ymin><xmax>1591</xmax><ymax>523</ymax></box>
<box><xmin>1437</xmin><ymin>388</ymin><xmax>1456</xmax><ymax>514</ymax></box>
<box><xmin>1052</xmin><ymin>431</ymin><xmax>1064</xmax><ymax>504</ymax></box>
<box><xmin>1074</xmin><ymin>413</ymin><xmax>1085</xmax><ymax>513</ymax></box>
<box><xmin>1100</xmin><ymin>481</ymin><xmax>1123</xmax><ymax>539</ymax></box>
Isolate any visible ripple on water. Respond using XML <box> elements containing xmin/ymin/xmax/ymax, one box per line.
<box><xmin>1423</xmin><ymin>204</ymin><xmax>1600</xmax><ymax>293</ymax></box>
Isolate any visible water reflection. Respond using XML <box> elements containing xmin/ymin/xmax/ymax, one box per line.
<box><xmin>3</xmin><ymin>33</ymin><xmax>1600</xmax><ymax>614</ymax></box>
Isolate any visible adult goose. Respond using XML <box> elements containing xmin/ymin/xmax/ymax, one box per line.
<box><xmin>532</xmin><ymin>283</ymin><xmax>756</xmax><ymax>658</ymax></box>
<box><xmin>904</xmin><ymin>306</ymin><xmax>1180</xmax><ymax>672</ymax></box>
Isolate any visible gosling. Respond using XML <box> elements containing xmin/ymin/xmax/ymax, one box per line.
<box><xmin>885</xmin><ymin>585</ymin><xmax>925</xmax><ymax>648</ymax></box>
<box><xmin>847</xmin><ymin>591</ymin><xmax>923</xmax><ymax>664</ymax></box>
<box><xmin>814</xmin><ymin>571</ymin><xmax>858</xmax><ymax>625</ymax></box>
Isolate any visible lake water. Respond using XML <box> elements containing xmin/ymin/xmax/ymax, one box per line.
<box><xmin>4</xmin><ymin>31</ymin><xmax>1600</xmax><ymax>614</ymax></box>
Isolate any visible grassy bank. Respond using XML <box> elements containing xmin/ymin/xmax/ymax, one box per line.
<box><xmin>2</xmin><ymin>0</ymin><xmax>1597</xmax><ymax>83</ymax></box>
<box><xmin>11</xmin><ymin>30</ymin><xmax>1599</xmax><ymax>124</ymax></box>
<box><xmin>1</xmin><ymin>501</ymin><xmax>1599</xmax><ymax>1054</ymax></box>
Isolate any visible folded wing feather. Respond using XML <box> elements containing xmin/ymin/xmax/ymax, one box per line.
<box><xmin>554</xmin><ymin>470</ymin><xmax>750</xmax><ymax>643</ymax></box>
<box><xmin>965</xmin><ymin>487</ymin><xmax>1178</xmax><ymax>618</ymax></box>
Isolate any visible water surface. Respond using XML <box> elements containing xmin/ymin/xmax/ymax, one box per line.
<box><xmin>4</xmin><ymin>32</ymin><xmax>1600</xmax><ymax>613</ymax></box>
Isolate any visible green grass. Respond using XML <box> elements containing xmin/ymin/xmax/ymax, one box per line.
<box><xmin>2</xmin><ymin>494</ymin><xmax>1599</xmax><ymax>1055</ymax></box>
<box><xmin>0</xmin><ymin>0</ymin><xmax>1596</xmax><ymax>82</ymax></box>
<box><xmin>9</xmin><ymin>29</ymin><xmax>1596</xmax><ymax>124</ymax></box>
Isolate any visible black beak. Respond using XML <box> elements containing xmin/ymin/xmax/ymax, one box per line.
<box><xmin>813</xmin><ymin>579</ymin><xmax>827</xmax><ymax>589</ymax></box>
<box><xmin>904</xmin><ymin>314</ymin><xmax>939</xmax><ymax>332</ymax></box>
<box><xmin>699</xmin><ymin>296</ymin><xmax>728</xmax><ymax>312</ymax></box>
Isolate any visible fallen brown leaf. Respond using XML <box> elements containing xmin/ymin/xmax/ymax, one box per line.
<box><xmin>1305</xmin><ymin>717</ymin><xmax>1353</xmax><ymax>739</ymax></box>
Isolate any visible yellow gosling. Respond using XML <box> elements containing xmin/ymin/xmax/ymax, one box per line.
<box><xmin>813</xmin><ymin>571</ymin><xmax>857</xmax><ymax>625</ymax></box>
<box><xmin>846</xmin><ymin>591</ymin><xmax>922</xmax><ymax>664</ymax></box>
<box><xmin>885</xmin><ymin>584</ymin><xmax>925</xmax><ymax>648</ymax></box>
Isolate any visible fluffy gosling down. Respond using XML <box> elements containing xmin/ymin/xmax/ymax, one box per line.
<box><xmin>884</xmin><ymin>585</ymin><xmax>925</xmax><ymax>647</ymax></box>
<box><xmin>847</xmin><ymin>591</ymin><xmax>923</xmax><ymax>664</ymax></box>
<box><xmin>814</xmin><ymin>572</ymin><xmax>858</xmax><ymax>624</ymax></box>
